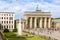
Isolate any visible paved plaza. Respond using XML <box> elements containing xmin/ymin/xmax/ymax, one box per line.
<box><xmin>24</xmin><ymin>28</ymin><xmax>60</xmax><ymax>40</ymax></box>
<box><xmin>0</xmin><ymin>35</ymin><xmax>3</xmax><ymax>40</ymax></box>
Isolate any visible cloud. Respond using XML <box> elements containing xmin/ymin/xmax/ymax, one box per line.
<box><xmin>0</xmin><ymin>0</ymin><xmax>60</xmax><ymax>19</ymax></box>
<box><xmin>53</xmin><ymin>0</ymin><xmax>60</xmax><ymax>4</ymax></box>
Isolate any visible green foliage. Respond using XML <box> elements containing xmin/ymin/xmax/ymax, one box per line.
<box><xmin>13</xmin><ymin>28</ymin><xmax>17</xmax><ymax>32</ymax></box>
<box><xmin>3</xmin><ymin>28</ymin><xmax>9</xmax><ymax>32</ymax></box>
<box><xmin>3</xmin><ymin>32</ymin><xmax>52</xmax><ymax>40</ymax></box>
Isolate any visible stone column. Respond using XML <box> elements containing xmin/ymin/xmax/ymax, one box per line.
<box><xmin>44</xmin><ymin>17</ymin><xmax>47</xmax><ymax>28</ymax></box>
<box><xmin>30</xmin><ymin>17</ymin><xmax>32</xmax><ymax>29</ymax></box>
<box><xmin>26</xmin><ymin>17</ymin><xmax>28</xmax><ymax>29</ymax></box>
<box><xmin>39</xmin><ymin>18</ymin><xmax>40</xmax><ymax>28</ymax></box>
<box><xmin>34</xmin><ymin>17</ymin><xmax>37</xmax><ymax>29</ymax></box>
<box><xmin>40</xmin><ymin>17</ymin><xmax>42</xmax><ymax>28</ymax></box>
<box><xmin>48</xmin><ymin>18</ymin><xmax>51</xmax><ymax>28</ymax></box>
<box><xmin>23</xmin><ymin>22</ymin><xmax>24</xmax><ymax>30</ymax></box>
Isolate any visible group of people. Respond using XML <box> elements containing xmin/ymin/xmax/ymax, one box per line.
<box><xmin>25</xmin><ymin>28</ymin><xmax>60</xmax><ymax>40</ymax></box>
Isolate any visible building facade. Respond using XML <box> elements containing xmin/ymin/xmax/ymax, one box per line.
<box><xmin>15</xmin><ymin>19</ymin><xmax>26</xmax><ymax>30</ymax></box>
<box><xmin>15</xmin><ymin>12</ymin><xmax>60</xmax><ymax>30</ymax></box>
<box><xmin>0</xmin><ymin>12</ymin><xmax>14</xmax><ymax>31</ymax></box>
<box><xmin>24</xmin><ymin>11</ymin><xmax>51</xmax><ymax>29</ymax></box>
<box><xmin>52</xmin><ymin>19</ymin><xmax>60</xmax><ymax>29</ymax></box>
<box><xmin>15</xmin><ymin>6</ymin><xmax>60</xmax><ymax>30</ymax></box>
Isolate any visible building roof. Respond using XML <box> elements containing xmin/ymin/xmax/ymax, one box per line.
<box><xmin>0</xmin><ymin>12</ymin><xmax>14</xmax><ymax>14</ymax></box>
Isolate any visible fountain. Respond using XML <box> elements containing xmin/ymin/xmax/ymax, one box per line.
<box><xmin>17</xmin><ymin>20</ymin><xmax>22</xmax><ymax>36</ymax></box>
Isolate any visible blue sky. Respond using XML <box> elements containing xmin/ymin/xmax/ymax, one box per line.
<box><xmin>0</xmin><ymin>0</ymin><xmax>60</xmax><ymax>19</ymax></box>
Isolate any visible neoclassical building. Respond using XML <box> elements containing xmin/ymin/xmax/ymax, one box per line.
<box><xmin>15</xmin><ymin>9</ymin><xmax>52</xmax><ymax>30</ymax></box>
<box><xmin>0</xmin><ymin>12</ymin><xmax>14</xmax><ymax>31</ymax></box>
<box><xmin>15</xmin><ymin>12</ymin><xmax>60</xmax><ymax>30</ymax></box>
<box><xmin>15</xmin><ymin>18</ymin><xmax>26</xmax><ymax>30</ymax></box>
<box><xmin>52</xmin><ymin>18</ymin><xmax>60</xmax><ymax>29</ymax></box>
<box><xmin>15</xmin><ymin>7</ymin><xmax>60</xmax><ymax>30</ymax></box>
<box><xmin>24</xmin><ymin>11</ymin><xmax>51</xmax><ymax>29</ymax></box>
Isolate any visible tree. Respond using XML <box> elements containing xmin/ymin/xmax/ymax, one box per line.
<box><xmin>3</xmin><ymin>28</ymin><xmax>9</xmax><ymax>32</ymax></box>
<box><xmin>13</xmin><ymin>28</ymin><xmax>17</xmax><ymax>32</ymax></box>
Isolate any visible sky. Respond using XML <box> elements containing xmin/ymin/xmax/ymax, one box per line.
<box><xmin>0</xmin><ymin>0</ymin><xmax>60</xmax><ymax>19</ymax></box>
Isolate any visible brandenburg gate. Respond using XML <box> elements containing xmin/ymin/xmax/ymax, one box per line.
<box><xmin>24</xmin><ymin>10</ymin><xmax>51</xmax><ymax>29</ymax></box>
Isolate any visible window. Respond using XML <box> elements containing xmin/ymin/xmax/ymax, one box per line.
<box><xmin>2</xmin><ymin>17</ymin><xmax>3</xmax><ymax>19</ymax></box>
<box><xmin>4</xmin><ymin>17</ymin><xmax>5</xmax><ymax>19</ymax></box>
<box><xmin>4</xmin><ymin>21</ymin><xmax>6</xmax><ymax>23</ymax></box>
<box><xmin>2</xmin><ymin>21</ymin><xmax>3</xmax><ymax>24</ymax></box>
<box><xmin>4</xmin><ymin>17</ymin><xmax>8</xmax><ymax>19</ymax></box>
<box><xmin>9</xmin><ymin>17</ymin><xmax>13</xmax><ymax>20</ymax></box>
<box><xmin>4</xmin><ymin>25</ymin><xmax>5</xmax><ymax>28</ymax></box>
<box><xmin>7</xmin><ymin>21</ymin><xmax>8</xmax><ymax>24</ymax></box>
<box><xmin>9</xmin><ymin>21</ymin><xmax>11</xmax><ymax>23</ymax></box>
<box><xmin>7</xmin><ymin>25</ymin><xmax>8</xmax><ymax>28</ymax></box>
<box><xmin>9</xmin><ymin>14</ymin><xmax>13</xmax><ymax>16</ymax></box>
<box><xmin>7</xmin><ymin>17</ymin><xmax>8</xmax><ymax>19</ymax></box>
<box><xmin>7</xmin><ymin>14</ymin><xmax>8</xmax><ymax>16</ymax></box>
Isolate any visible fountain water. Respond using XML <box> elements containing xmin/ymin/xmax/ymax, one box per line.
<box><xmin>17</xmin><ymin>20</ymin><xmax>22</xmax><ymax>36</ymax></box>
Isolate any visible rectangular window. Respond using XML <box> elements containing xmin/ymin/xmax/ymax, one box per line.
<box><xmin>4</xmin><ymin>25</ymin><xmax>5</xmax><ymax>28</ymax></box>
<box><xmin>4</xmin><ymin>21</ymin><xmax>6</xmax><ymax>23</ymax></box>
<box><xmin>9</xmin><ymin>17</ymin><xmax>13</xmax><ymax>20</ymax></box>
<box><xmin>7</xmin><ymin>14</ymin><xmax>8</xmax><ymax>16</ymax></box>
<box><xmin>7</xmin><ymin>21</ymin><xmax>8</xmax><ymax>24</ymax></box>
<box><xmin>7</xmin><ymin>17</ymin><xmax>8</xmax><ymax>19</ymax></box>
<box><xmin>4</xmin><ymin>17</ymin><xmax>5</xmax><ymax>19</ymax></box>
<box><xmin>7</xmin><ymin>25</ymin><xmax>8</xmax><ymax>28</ymax></box>
<box><xmin>2</xmin><ymin>17</ymin><xmax>3</xmax><ymax>19</ymax></box>
<box><xmin>9</xmin><ymin>14</ymin><xmax>13</xmax><ymax>16</ymax></box>
<box><xmin>2</xmin><ymin>26</ymin><xmax>3</xmax><ymax>29</ymax></box>
<box><xmin>9</xmin><ymin>21</ymin><xmax>10</xmax><ymax>23</ymax></box>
